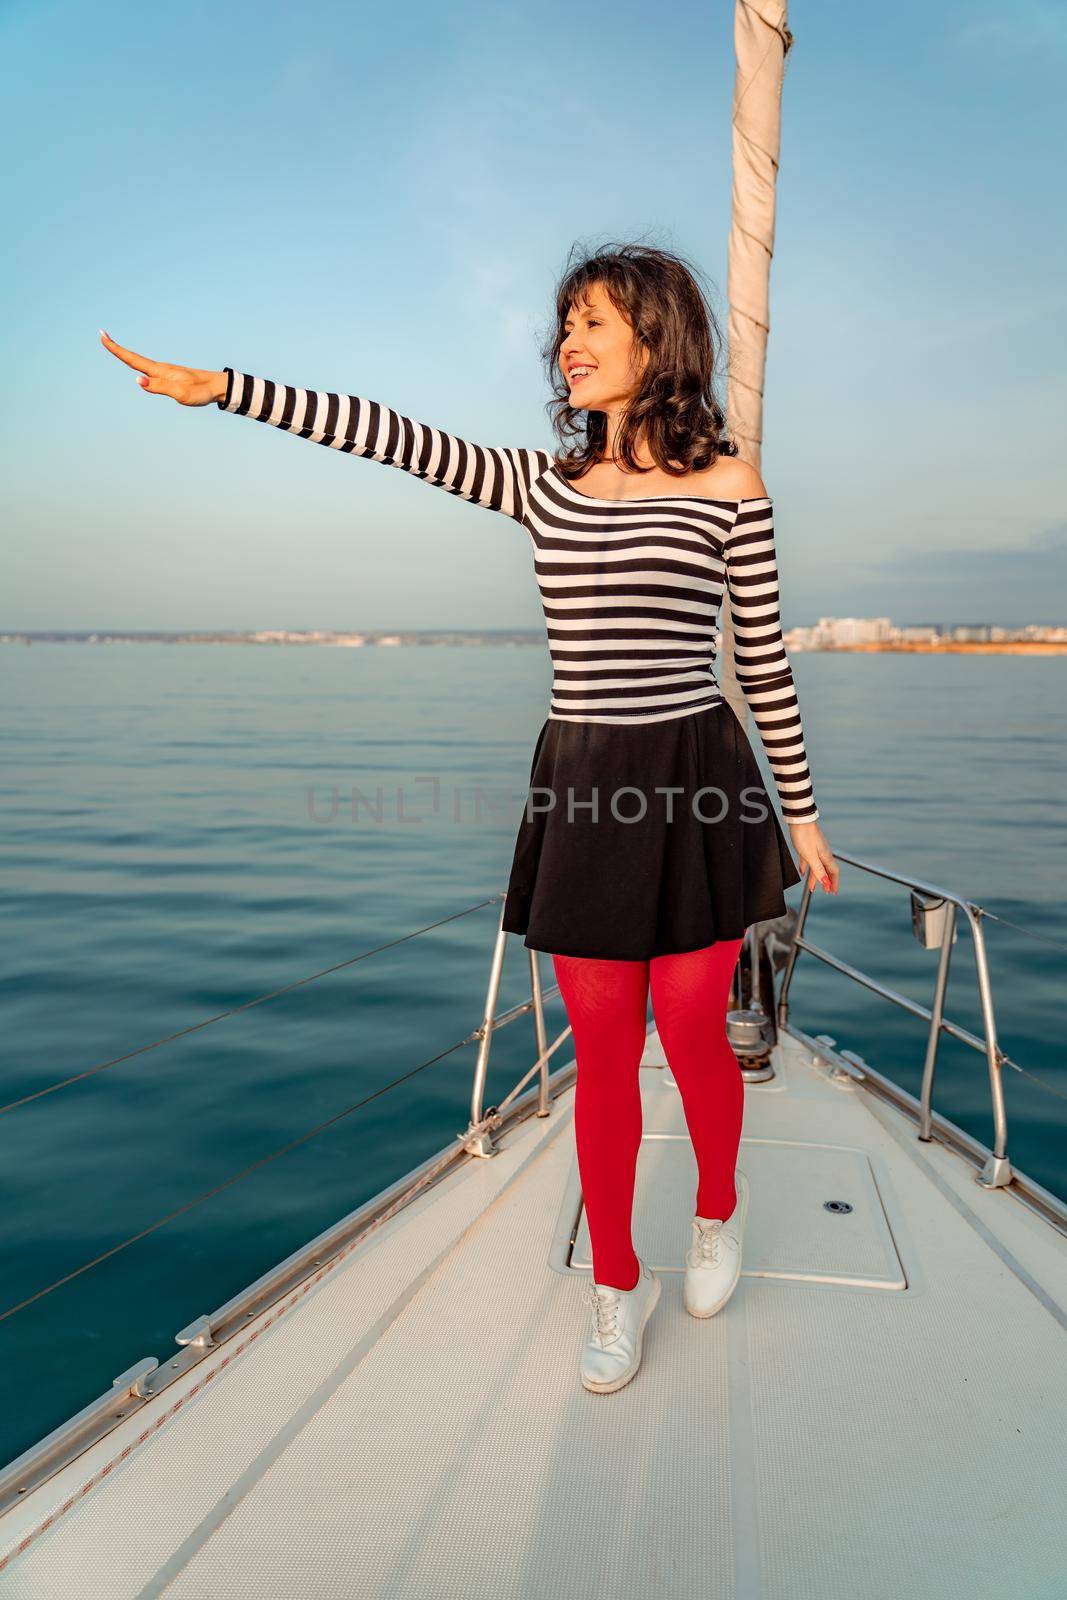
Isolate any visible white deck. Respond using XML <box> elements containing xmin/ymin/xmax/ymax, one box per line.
<box><xmin>2</xmin><ymin>1028</ymin><xmax>1066</xmax><ymax>1599</ymax></box>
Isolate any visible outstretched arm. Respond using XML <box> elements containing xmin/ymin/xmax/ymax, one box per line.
<box><xmin>722</xmin><ymin>498</ymin><xmax>820</xmax><ymax>827</ymax></box>
<box><xmin>99</xmin><ymin>333</ymin><xmax>546</xmax><ymax>526</ymax></box>
<box><xmin>216</xmin><ymin>368</ymin><xmax>546</xmax><ymax>525</ymax></box>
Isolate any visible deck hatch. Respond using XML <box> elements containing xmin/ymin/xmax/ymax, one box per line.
<box><xmin>565</xmin><ymin>1135</ymin><xmax>907</xmax><ymax>1290</ymax></box>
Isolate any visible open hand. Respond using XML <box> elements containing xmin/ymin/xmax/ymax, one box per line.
<box><xmin>788</xmin><ymin>820</ymin><xmax>839</xmax><ymax>896</ymax></box>
<box><xmin>99</xmin><ymin>330</ymin><xmax>226</xmax><ymax>407</ymax></box>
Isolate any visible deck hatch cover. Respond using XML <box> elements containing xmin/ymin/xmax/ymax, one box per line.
<box><xmin>568</xmin><ymin>1137</ymin><xmax>907</xmax><ymax>1290</ymax></box>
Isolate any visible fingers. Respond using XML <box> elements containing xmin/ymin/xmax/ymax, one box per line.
<box><xmin>803</xmin><ymin>850</ymin><xmax>839</xmax><ymax>896</ymax></box>
<box><xmin>792</xmin><ymin>821</ymin><xmax>840</xmax><ymax>898</ymax></box>
<box><xmin>99</xmin><ymin>329</ymin><xmax>157</xmax><ymax>376</ymax></box>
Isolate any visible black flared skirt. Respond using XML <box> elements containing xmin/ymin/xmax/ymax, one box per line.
<box><xmin>501</xmin><ymin>699</ymin><xmax>802</xmax><ymax>961</ymax></box>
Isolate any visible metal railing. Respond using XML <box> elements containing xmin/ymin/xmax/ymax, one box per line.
<box><xmin>776</xmin><ymin>849</ymin><xmax>1013</xmax><ymax>1189</ymax></box>
<box><xmin>464</xmin><ymin>903</ymin><xmax>573</xmax><ymax>1154</ymax></box>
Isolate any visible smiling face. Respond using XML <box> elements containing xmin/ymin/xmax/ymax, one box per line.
<box><xmin>559</xmin><ymin>282</ymin><xmax>648</xmax><ymax>412</ymax></box>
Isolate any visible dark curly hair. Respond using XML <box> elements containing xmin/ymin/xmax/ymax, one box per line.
<box><xmin>541</xmin><ymin>239</ymin><xmax>739</xmax><ymax>483</ymax></box>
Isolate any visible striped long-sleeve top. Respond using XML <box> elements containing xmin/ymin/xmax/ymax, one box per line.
<box><xmin>217</xmin><ymin>367</ymin><xmax>820</xmax><ymax>824</ymax></box>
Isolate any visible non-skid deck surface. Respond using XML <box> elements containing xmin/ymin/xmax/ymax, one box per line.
<box><xmin>3</xmin><ymin>1032</ymin><xmax>1066</xmax><ymax>1599</ymax></box>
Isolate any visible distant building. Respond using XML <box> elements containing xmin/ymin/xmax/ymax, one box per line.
<box><xmin>810</xmin><ymin>616</ymin><xmax>894</xmax><ymax>645</ymax></box>
<box><xmin>783</xmin><ymin>626</ymin><xmax>819</xmax><ymax>651</ymax></box>
<box><xmin>952</xmin><ymin>625</ymin><xmax>993</xmax><ymax>642</ymax></box>
<box><xmin>1024</xmin><ymin>623</ymin><xmax>1067</xmax><ymax>642</ymax></box>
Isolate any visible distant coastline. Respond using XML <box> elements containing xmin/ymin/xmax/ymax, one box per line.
<box><xmin>0</xmin><ymin>629</ymin><xmax>545</xmax><ymax>648</ymax></box>
<box><xmin>784</xmin><ymin>616</ymin><xmax>1067</xmax><ymax>652</ymax></box>
<box><xmin>2</xmin><ymin>629</ymin><xmax>1065</xmax><ymax>654</ymax></box>
<box><xmin>811</xmin><ymin>640</ymin><xmax>1067</xmax><ymax>655</ymax></box>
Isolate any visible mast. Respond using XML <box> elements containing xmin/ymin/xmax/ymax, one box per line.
<box><xmin>719</xmin><ymin>0</ymin><xmax>794</xmax><ymax>721</ymax></box>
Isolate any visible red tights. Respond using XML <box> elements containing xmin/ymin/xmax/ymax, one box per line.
<box><xmin>552</xmin><ymin>940</ymin><xmax>745</xmax><ymax>1292</ymax></box>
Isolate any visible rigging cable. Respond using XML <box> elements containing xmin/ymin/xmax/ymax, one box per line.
<box><xmin>0</xmin><ymin>894</ymin><xmax>507</xmax><ymax>1117</ymax></box>
<box><xmin>1</xmin><ymin>1025</ymin><xmax>485</xmax><ymax>1324</ymax></box>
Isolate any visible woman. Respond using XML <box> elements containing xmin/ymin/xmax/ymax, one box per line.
<box><xmin>101</xmin><ymin>241</ymin><xmax>838</xmax><ymax>1397</ymax></box>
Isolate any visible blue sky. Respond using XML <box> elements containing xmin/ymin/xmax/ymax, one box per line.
<box><xmin>3</xmin><ymin>0</ymin><xmax>1064</xmax><ymax>630</ymax></box>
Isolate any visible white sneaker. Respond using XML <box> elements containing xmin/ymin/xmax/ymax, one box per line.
<box><xmin>580</xmin><ymin>1257</ymin><xmax>662</xmax><ymax>1394</ymax></box>
<box><xmin>683</xmin><ymin>1170</ymin><xmax>749</xmax><ymax>1318</ymax></box>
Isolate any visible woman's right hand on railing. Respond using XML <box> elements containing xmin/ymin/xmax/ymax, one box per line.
<box><xmin>99</xmin><ymin>330</ymin><xmax>227</xmax><ymax>407</ymax></box>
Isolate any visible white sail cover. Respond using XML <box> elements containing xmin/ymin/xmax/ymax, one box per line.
<box><xmin>720</xmin><ymin>0</ymin><xmax>793</xmax><ymax>719</ymax></box>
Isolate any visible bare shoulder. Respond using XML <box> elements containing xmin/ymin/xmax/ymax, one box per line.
<box><xmin>690</xmin><ymin>455</ymin><xmax>768</xmax><ymax>500</ymax></box>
